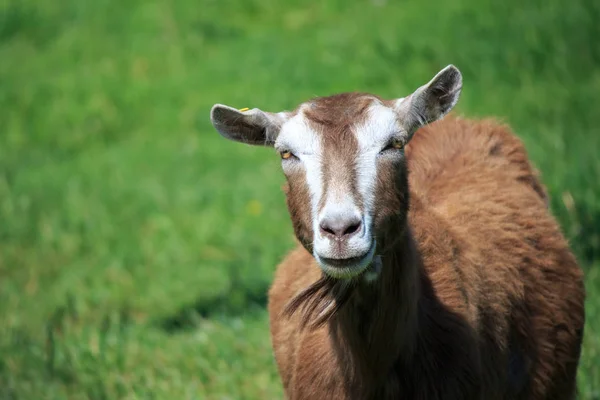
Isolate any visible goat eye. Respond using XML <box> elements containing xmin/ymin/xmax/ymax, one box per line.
<box><xmin>280</xmin><ymin>150</ymin><xmax>294</xmax><ymax>160</ymax></box>
<box><xmin>381</xmin><ymin>138</ymin><xmax>404</xmax><ymax>153</ymax></box>
<box><xmin>391</xmin><ymin>138</ymin><xmax>404</xmax><ymax>149</ymax></box>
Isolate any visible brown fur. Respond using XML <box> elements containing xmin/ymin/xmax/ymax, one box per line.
<box><xmin>284</xmin><ymin>166</ymin><xmax>315</xmax><ymax>253</ymax></box>
<box><xmin>268</xmin><ymin>115</ymin><xmax>585</xmax><ymax>399</ymax></box>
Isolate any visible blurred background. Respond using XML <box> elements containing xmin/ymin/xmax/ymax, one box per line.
<box><xmin>0</xmin><ymin>0</ymin><xmax>598</xmax><ymax>398</ymax></box>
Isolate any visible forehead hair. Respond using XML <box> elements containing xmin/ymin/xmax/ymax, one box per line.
<box><xmin>301</xmin><ymin>93</ymin><xmax>385</xmax><ymax>130</ymax></box>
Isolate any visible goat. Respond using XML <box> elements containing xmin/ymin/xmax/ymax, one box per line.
<box><xmin>209</xmin><ymin>65</ymin><xmax>585</xmax><ymax>399</ymax></box>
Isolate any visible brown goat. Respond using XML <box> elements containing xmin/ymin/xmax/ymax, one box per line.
<box><xmin>210</xmin><ymin>66</ymin><xmax>585</xmax><ymax>399</ymax></box>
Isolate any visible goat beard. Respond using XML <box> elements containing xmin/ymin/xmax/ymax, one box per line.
<box><xmin>283</xmin><ymin>220</ymin><xmax>403</xmax><ymax>330</ymax></box>
<box><xmin>283</xmin><ymin>274</ymin><xmax>357</xmax><ymax>329</ymax></box>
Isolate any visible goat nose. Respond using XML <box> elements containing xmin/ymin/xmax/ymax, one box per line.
<box><xmin>319</xmin><ymin>215</ymin><xmax>362</xmax><ymax>239</ymax></box>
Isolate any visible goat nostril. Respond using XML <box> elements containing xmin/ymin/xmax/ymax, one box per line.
<box><xmin>343</xmin><ymin>221</ymin><xmax>361</xmax><ymax>236</ymax></box>
<box><xmin>320</xmin><ymin>224</ymin><xmax>336</xmax><ymax>237</ymax></box>
<box><xmin>320</xmin><ymin>218</ymin><xmax>362</xmax><ymax>238</ymax></box>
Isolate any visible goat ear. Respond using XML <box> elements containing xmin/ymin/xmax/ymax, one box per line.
<box><xmin>210</xmin><ymin>104</ymin><xmax>290</xmax><ymax>146</ymax></box>
<box><xmin>395</xmin><ymin>65</ymin><xmax>462</xmax><ymax>136</ymax></box>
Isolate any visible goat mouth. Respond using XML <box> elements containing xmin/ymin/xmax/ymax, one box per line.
<box><xmin>314</xmin><ymin>241</ymin><xmax>377</xmax><ymax>279</ymax></box>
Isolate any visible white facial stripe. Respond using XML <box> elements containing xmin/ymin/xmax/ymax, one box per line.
<box><xmin>276</xmin><ymin>113</ymin><xmax>323</xmax><ymax>230</ymax></box>
<box><xmin>276</xmin><ymin>113</ymin><xmax>320</xmax><ymax>155</ymax></box>
<box><xmin>353</xmin><ymin>103</ymin><xmax>402</xmax><ymax>221</ymax></box>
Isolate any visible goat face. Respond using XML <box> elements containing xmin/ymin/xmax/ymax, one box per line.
<box><xmin>210</xmin><ymin>65</ymin><xmax>462</xmax><ymax>279</ymax></box>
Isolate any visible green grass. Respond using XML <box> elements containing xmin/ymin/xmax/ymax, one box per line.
<box><xmin>0</xmin><ymin>0</ymin><xmax>599</xmax><ymax>398</ymax></box>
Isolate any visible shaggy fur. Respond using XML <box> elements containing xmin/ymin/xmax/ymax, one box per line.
<box><xmin>268</xmin><ymin>116</ymin><xmax>585</xmax><ymax>399</ymax></box>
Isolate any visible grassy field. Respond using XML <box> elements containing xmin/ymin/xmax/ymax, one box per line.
<box><xmin>0</xmin><ymin>0</ymin><xmax>599</xmax><ymax>398</ymax></box>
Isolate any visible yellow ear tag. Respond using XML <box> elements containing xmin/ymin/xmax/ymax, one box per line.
<box><xmin>239</xmin><ymin>107</ymin><xmax>250</xmax><ymax>112</ymax></box>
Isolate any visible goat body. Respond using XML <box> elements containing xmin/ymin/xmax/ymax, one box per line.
<box><xmin>268</xmin><ymin>117</ymin><xmax>585</xmax><ymax>399</ymax></box>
